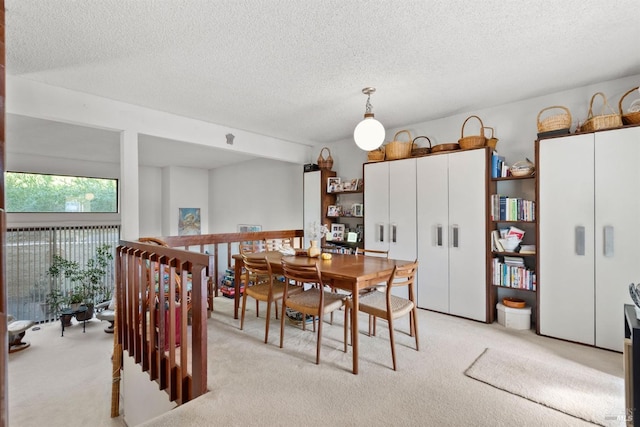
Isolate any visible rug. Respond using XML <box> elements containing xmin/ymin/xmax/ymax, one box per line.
<box><xmin>464</xmin><ymin>348</ymin><xmax>626</xmax><ymax>426</ymax></box>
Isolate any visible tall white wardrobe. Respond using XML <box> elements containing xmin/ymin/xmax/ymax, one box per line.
<box><xmin>363</xmin><ymin>148</ymin><xmax>488</xmax><ymax>321</ymax></box>
<box><xmin>538</xmin><ymin>126</ymin><xmax>640</xmax><ymax>352</ymax></box>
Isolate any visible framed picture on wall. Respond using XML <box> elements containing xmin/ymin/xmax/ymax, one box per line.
<box><xmin>178</xmin><ymin>208</ymin><xmax>201</xmax><ymax>235</ymax></box>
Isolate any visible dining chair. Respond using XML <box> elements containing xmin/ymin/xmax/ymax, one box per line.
<box><xmin>280</xmin><ymin>258</ymin><xmax>348</xmax><ymax>364</ymax></box>
<box><xmin>264</xmin><ymin>237</ymin><xmax>294</xmax><ymax>252</ymax></box>
<box><xmin>355</xmin><ymin>248</ymin><xmax>389</xmax><ymax>259</ymax></box>
<box><xmin>329</xmin><ymin>247</ymin><xmax>389</xmax><ymax>325</ymax></box>
<box><xmin>241</xmin><ymin>253</ymin><xmax>290</xmax><ymax>344</ymax></box>
<box><xmin>350</xmin><ymin>260</ymin><xmax>419</xmax><ymax>371</ymax></box>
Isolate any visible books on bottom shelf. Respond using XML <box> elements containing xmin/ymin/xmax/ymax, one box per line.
<box><xmin>492</xmin><ymin>257</ymin><xmax>536</xmax><ymax>291</ymax></box>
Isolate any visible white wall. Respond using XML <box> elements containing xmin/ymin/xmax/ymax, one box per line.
<box><xmin>208</xmin><ymin>158</ymin><xmax>303</xmax><ymax>233</ymax></box>
<box><xmin>163</xmin><ymin>166</ymin><xmax>210</xmax><ymax>236</ymax></box>
<box><xmin>327</xmin><ymin>73</ymin><xmax>640</xmax><ymax>177</ymax></box>
<box><xmin>138</xmin><ymin>166</ymin><xmax>163</xmax><ymax>237</ymax></box>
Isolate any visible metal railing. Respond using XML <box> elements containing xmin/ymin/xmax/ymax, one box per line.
<box><xmin>6</xmin><ymin>225</ymin><xmax>120</xmax><ymax>322</ymax></box>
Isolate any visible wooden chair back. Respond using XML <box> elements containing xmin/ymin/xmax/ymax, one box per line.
<box><xmin>356</xmin><ymin>248</ymin><xmax>389</xmax><ymax>258</ymax></box>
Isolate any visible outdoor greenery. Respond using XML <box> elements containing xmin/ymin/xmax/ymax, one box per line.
<box><xmin>47</xmin><ymin>244</ymin><xmax>114</xmax><ymax>312</ymax></box>
<box><xmin>5</xmin><ymin>172</ymin><xmax>117</xmax><ymax>213</ymax></box>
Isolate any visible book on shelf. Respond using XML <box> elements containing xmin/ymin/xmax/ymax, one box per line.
<box><xmin>491</xmin><ymin>152</ymin><xmax>506</xmax><ymax>178</ymax></box>
<box><xmin>519</xmin><ymin>244</ymin><xmax>536</xmax><ymax>254</ymax></box>
<box><xmin>491</xmin><ymin>230</ymin><xmax>505</xmax><ymax>252</ymax></box>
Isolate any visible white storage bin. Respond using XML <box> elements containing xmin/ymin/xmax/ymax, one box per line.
<box><xmin>496</xmin><ymin>302</ymin><xmax>531</xmax><ymax>330</ymax></box>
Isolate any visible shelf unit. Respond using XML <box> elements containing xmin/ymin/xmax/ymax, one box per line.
<box><xmin>322</xmin><ymin>175</ymin><xmax>364</xmax><ymax>253</ymax></box>
<box><xmin>487</xmin><ymin>173</ymin><xmax>538</xmax><ymax>330</ymax></box>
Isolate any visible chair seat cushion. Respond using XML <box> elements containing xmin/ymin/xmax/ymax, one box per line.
<box><xmin>286</xmin><ymin>289</ymin><xmax>344</xmax><ymax>315</ymax></box>
<box><xmin>358</xmin><ymin>291</ymin><xmax>414</xmax><ymax>319</ymax></box>
<box><xmin>8</xmin><ymin>319</ymin><xmax>35</xmax><ymax>334</ymax></box>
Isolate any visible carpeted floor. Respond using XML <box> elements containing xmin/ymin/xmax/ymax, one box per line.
<box><xmin>464</xmin><ymin>348</ymin><xmax>625</xmax><ymax>426</ymax></box>
<box><xmin>8</xmin><ymin>297</ymin><xmax>627</xmax><ymax>427</ymax></box>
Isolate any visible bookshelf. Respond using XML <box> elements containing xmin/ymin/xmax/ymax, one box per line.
<box><xmin>323</xmin><ymin>176</ymin><xmax>364</xmax><ymax>254</ymax></box>
<box><xmin>487</xmin><ymin>169</ymin><xmax>538</xmax><ymax>330</ymax></box>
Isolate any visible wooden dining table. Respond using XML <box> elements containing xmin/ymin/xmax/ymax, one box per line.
<box><xmin>232</xmin><ymin>251</ymin><xmax>410</xmax><ymax>374</ymax></box>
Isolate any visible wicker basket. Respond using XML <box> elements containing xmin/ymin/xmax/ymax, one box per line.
<box><xmin>484</xmin><ymin>127</ymin><xmax>498</xmax><ymax>149</ymax></box>
<box><xmin>537</xmin><ymin>106</ymin><xmax>572</xmax><ymax>133</ymax></box>
<box><xmin>510</xmin><ymin>160</ymin><xmax>535</xmax><ymax>177</ymax></box>
<box><xmin>582</xmin><ymin>92</ymin><xmax>622</xmax><ymax>132</ymax></box>
<box><xmin>367</xmin><ymin>147</ymin><xmax>385</xmax><ymax>162</ymax></box>
<box><xmin>385</xmin><ymin>130</ymin><xmax>413</xmax><ymax>160</ymax></box>
<box><xmin>411</xmin><ymin>136</ymin><xmax>432</xmax><ymax>157</ymax></box>
<box><xmin>458</xmin><ymin>115</ymin><xmax>487</xmax><ymax>149</ymax></box>
<box><xmin>317</xmin><ymin>147</ymin><xmax>333</xmax><ymax>170</ymax></box>
<box><xmin>619</xmin><ymin>86</ymin><xmax>640</xmax><ymax>125</ymax></box>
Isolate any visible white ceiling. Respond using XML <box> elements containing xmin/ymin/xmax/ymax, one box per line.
<box><xmin>5</xmin><ymin>0</ymin><xmax>640</xmax><ymax>168</ymax></box>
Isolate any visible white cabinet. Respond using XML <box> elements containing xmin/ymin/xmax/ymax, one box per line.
<box><xmin>364</xmin><ymin>158</ymin><xmax>417</xmax><ymax>261</ymax></box>
<box><xmin>416</xmin><ymin>149</ymin><xmax>488</xmax><ymax>322</ymax></box>
<box><xmin>364</xmin><ymin>158</ymin><xmax>417</xmax><ymax>298</ymax></box>
<box><xmin>538</xmin><ymin>127</ymin><xmax>640</xmax><ymax>352</ymax></box>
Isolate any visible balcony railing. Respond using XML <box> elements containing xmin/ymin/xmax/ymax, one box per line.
<box><xmin>6</xmin><ymin>225</ymin><xmax>120</xmax><ymax>322</ymax></box>
<box><xmin>114</xmin><ymin>229</ymin><xmax>303</xmax><ymax>409</ymax></box>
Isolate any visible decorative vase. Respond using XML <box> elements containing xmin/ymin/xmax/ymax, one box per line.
<box><xmin>307</xmin><ymin>240</ymin><xmax>321</xmax><ymax>258</ymax></box>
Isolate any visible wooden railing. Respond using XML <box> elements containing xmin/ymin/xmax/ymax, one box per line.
<box><xmin>114</xmin><ymin>229</ymin><xmax>303</xmax><ymax>409</ymax></box>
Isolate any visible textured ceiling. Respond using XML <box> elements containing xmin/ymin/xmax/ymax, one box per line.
<box><xmin>5</xmin><ymin>0</ymin><xmax>640</xmax><ymax>167</ymax></box>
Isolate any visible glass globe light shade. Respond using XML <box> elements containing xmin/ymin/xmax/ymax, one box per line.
<box><xmin>354</xmin><ymin>114</ymin><xmax>385</xmax><ymax>151</ymax></box>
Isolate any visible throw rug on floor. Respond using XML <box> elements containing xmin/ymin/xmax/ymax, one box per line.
<box><xmin>464</xmin><ymin>348</ymin><xmax>625</xmax><ymax>426</ymax></box>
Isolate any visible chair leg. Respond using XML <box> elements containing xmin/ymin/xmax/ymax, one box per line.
<box><xmin>343</xmin><ymin>306</ymin><xmax>349</xmax><ymax>352</ymax></box>
<box><xmin>412</xmin><ymin>307</ymin><xmax>420</xmax><ymax>351</ymax></box>
<box><xmin>255</xmin><ymin>299</ymin><xmax>259</xmax><ymax>317</ymax></box>
<box><xmin>316</xmin><ymin>312</ymin><xmax>323</xmax><ymax>364</ymax></box>
<box><xmin>388</xmin><ymin>315</ymin><xmax>397</xmax><ymax>371</ymax></box>
<box><xmin>240</xmin><ymin>292</ymin><xmax>249</xmax><ymax>331</ymax></box>
<box><xmin>264</xmin><ymin>298</ymin><xmax>272</xmax><ymax>344</ymax></box>
<box><xmin>279</xmin><ymin>302</ymin><xmax>287</xmax><ymax>349</ymax></box>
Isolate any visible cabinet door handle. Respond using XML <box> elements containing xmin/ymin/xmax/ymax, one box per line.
<box><xmin>378</xmin><ymin>224</ymin><xmax>384</xmax><ymax>243</ymax></box>
<box><xmin>603</xmin><ymin>225</ymin><xmax>614</xmax><ymax>257</ymax></box>
<box><xmin>575</xmin><ymin>226</ymin><xmax>585</xmax><ymax>256</ymax></box>
<box><xmin>392</xmin><ymin>223</ymin><xmax>397</xmax><ymax>243</ymax></box>
<box><xmin>452</xmin><ymin>225</ymin><xmax>459</xmax><ymax>248</ymax></box>
<box><xmin>436</xmin><ymin>224</ymin><xmax>443</xmax><ymax>247</ymax></box>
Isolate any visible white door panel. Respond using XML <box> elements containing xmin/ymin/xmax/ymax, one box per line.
<box><xmin>539</xmin><ymin>134</ymin><xmax>595</xmax><ymax>345</ymax></box>
<box><xmin>595</xmin><ymin>127</ymin><xmax>640</xmax><ymax>351</ymax></box>
<box><xmin>448</xmin><ymin>149</ymin><xmax>487</xmax><ymax>321</ymax></box>
<box><xmin>417</xmin><ymin>155</ymin><xmax>450</xmax><ymax>311</ymax></box>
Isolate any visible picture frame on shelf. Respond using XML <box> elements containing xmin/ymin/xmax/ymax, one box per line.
<box><xmin>327</xmin><ymin>177</ymin><xmax>341</xmax><ymax>193</ymax></box>
<box><xmin>351</xmin><ymin>203</ymin><xmax>363</xmax><ymax>217</ymax></box>
<box><xmin>327</xmin><ymin>205</ymin><xmax>339</xmax><ymax>217</ymax></box>
<box><xmin>330</xmin><ymin>223</ymin><xmax>345</xmax><ymax>241</ymax></box>
<box><xmin>355</xmin><ymin>178</ymin><xmax>364</xmax><ymax>191</ymax></box>
<box><xmin>343</xmin><ymin>178</ymin><xmax>358</xmax><ymax>191</ymax></box>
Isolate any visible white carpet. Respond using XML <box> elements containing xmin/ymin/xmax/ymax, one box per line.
<box><xmin>465</xmin><ymin>348</ymin><xmax>626</xmax><ymax>426</ymax></box>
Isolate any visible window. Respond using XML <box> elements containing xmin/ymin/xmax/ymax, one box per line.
<box><xmin>5</xmin><ymin>172</ymin><xmax>118</xmax><ymax>213</ymax></box>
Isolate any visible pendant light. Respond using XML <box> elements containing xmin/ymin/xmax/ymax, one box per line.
<box><xmin>354</xmin><ymin>87</ymin><xmax>385</xmax><ymax>151</ymax></box>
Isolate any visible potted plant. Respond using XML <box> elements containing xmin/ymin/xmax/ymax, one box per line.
<box><xmin>47</xmin><ymin>244</ymin><xmax>114</xmax><ymax>322</ymax></box>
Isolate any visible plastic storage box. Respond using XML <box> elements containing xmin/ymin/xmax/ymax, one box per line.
<box><xmin>496</xmin><ymin>302</ymin><xmax>531</xmax><ymax>330</ymax></box>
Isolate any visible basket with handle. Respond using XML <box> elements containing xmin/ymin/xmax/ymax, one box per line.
<box><xmin>367</xmin><ymin>147</ymin><xmax>385</xmax><ymax>162</ymax></box>
<box><xmin>458</xmin><ymin>115</ymin><xmax>486</xmax><ymax>149</ymax></box>
<box><xmin>619</xmin><ymin>86</ymin><xmax>640</xmax><ymax>125</ymax></box>
<box><xmin>484</xmin><ymin>127</ymin><xmax>499</xmax><ymax>150</ymax></box>
<box><xmin>385</xmin><ymin>130</ymin><xmax>413</xmax><ymax>160</ymax></box>
<box><xmin>411</xmin><ymin>136</ymin><xmax>432</xmax><ymax>157</ymax></box>
<box><xmin>537</xmin><ymin>106</ymin><xmax>572</xmax><ymax>133</ymax></box>
<box><xmin>317</xmin><ymin>147</ymin><xmax>334</xmax><ymax>170</ymax></box>
<box><xmin>582</xmin><ymin>92</ymin><xmax>622</xmax><ymax>132</ymax></box>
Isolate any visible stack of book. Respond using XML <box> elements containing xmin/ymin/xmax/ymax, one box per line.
<box><xmin>490</xmin><ymin>194</ymin><xmax>535</xmax><ymax>221</ymax></box>
<box><xmin>492</xmin><ymin>257</ymin><xmax>537</xmax><ymax>290</ymax></box>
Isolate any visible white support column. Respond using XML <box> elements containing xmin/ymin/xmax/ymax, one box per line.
<box><xmin>120</xmin><ymin>130</ymin><xmax>139</xmax><ymax>240</ymax></box>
